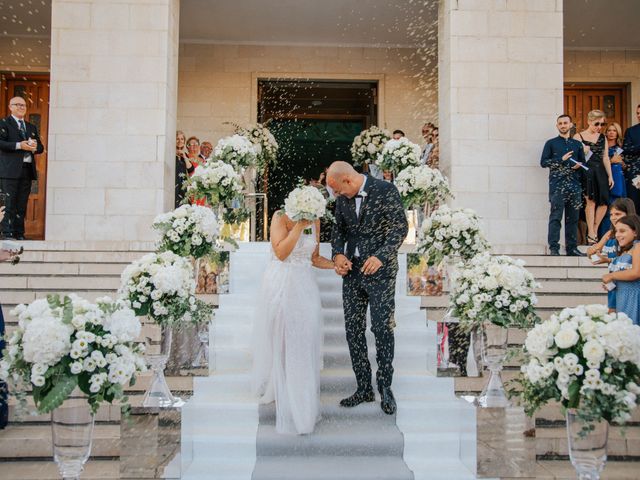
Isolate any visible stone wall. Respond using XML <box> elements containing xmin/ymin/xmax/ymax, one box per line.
<box><xmin>176</xmin><ymin>43</ymin><xmax>437</xmax><ymax>147</ymax></box>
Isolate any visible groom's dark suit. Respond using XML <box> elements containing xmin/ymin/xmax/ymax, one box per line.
<box><xmin>331</xmin><ymin>175</ymin><xmax>408</xmax><ymax>393</ymax></box>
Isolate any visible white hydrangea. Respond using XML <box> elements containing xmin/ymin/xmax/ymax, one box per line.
<box><xmin>351</xmin><ymin>126</ymin><xmax>391</xmax><ymax>166</ymax></box>
<box><xmin>283</xmin><ymin>185</ymin><xmax>327</xmax><ymax>222</ymax></box>
<box><xmin>395</xmin><ymin>165</ymin><xmax>452</xmax><ymax>208</ymax></box>
<box><xmin>22</xmin><ymin>316</ymin><xmax>74</xmax><ymax>367</ymax></box>
<box><xmin>375</xmin><ymin>137</ymin><xmax>422</xmax><ymax>174</ymax></box>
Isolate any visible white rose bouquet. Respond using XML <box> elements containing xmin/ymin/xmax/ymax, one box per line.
<box><xmin>351</xmin><ymin>126</ymin><xmax>391</xmax><ymax>167</ymax></box>
<box><xmin>213</xmin><ymin>134</ymin><xmax>257</xmax><ymax>170</ymax></box>
<box><xmin>395</xmin><ymin>165</ymin><xmax>452</xmax><ymax>209</ymax></box>
<box><xmin>233</xmin><ymin>123</ymin><xmax>278</xmax><ymax>173</ymax></box>
<box><xmin>184</xmin><ymin>160</ymin><xmax>243</xmax><ymax>207</ymax></box>
<box><xmin>417</xmin><ymin>205</ymin><xmax>489</xmax><ymax>267</ymax></box>
<box><xmin>375</xmin><ymin>137</ymin><xmax>422</xmax><ymax>175</ymax></box>
<box><xmin>0</xmin><ymin>294</ymin><xmax>146</xmax><ymax>415</ymax></box>
<box><xmin>283</xmin><ymin>185</ymin><xmax>328</xmax><ymax>222</ymax></box>
<box><xmin>516</xmin><ymin>304</ymin><xmax>640</xmax><ymax>428</ymax></box>
<box><xmin>119</xmin><ymin>251</ymin><xmax>213</xmax><ymax>327</ymax></box>
<box><xmin>153</xmin><ymin>205</ymin><xmax>220</xmax><ymax>259</ymax></box>
<box><xmin>449</xmin><ymin>252</ymin><xmax>540</xmax><ymax>330</ymax></box>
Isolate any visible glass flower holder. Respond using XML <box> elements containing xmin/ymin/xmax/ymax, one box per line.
<box><xmin>143</xmin><ymin>324</ymin><xmax>183</xmax><ymax>407</ymax></box>
<box><xmin>566</xmin><ymin>410</ymin><xmax>608</xmax><ymax>480</ymax></box>
<box><xmin>51</xmin><ymin>396</ymin><xmax>95</xmax><ymax>480</ymax></box>
<box><xmin>476</xmin><ymin>320</ymin><xmax>511</xmax><ymax>407</ymax></box>
<box><xmin>191</xmin><ymin>322</ymin><xmax>210</xmax><ymax>368</ymax></box>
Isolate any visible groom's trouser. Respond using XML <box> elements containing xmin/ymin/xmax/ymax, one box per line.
<box><xmin>343</xmin><ymin>257</ymin><xmax>396</xmax><ymax>392</ymax></box>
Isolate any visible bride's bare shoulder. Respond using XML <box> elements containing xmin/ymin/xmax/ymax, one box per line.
<box><xmin>272</xmin><ymin>210</ymin><xmax>291</xmax><ymax>224</ymax></box>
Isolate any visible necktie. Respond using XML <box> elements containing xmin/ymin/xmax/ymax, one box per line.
<box><xmin>18</xmin><ymin>120</ymin><xmax>26</xmax><ymax>140</ymax></box>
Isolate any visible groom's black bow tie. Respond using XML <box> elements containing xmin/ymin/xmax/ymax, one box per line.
<box><xmin>354</xmin><ymin>194</ymin><xmax>364</xmax><ymax>199</ymax></box>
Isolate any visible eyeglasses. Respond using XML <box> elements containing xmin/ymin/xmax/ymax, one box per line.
<box><xmin>187</xmin><ymin>143</ymin><xmax>199</xmax><ymax>147</ymax></box>
<box><xmin>10</xmin><ymin>103</ymin><xmax>26</xmax><ymax>108</ymax></box>
<box><xmin>594</xmin><ymin>122</ymin><xmax>607</xmax><ymax>127</ymax></box>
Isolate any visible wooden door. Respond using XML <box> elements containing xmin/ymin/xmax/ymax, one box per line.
<box><xmin>1</xmin><ymin>75</ymin><xmax>49</xmax><ymax>239</ymax></box>
<box><xmin>564</xmin><ymin>84</ymin><xmax>628</xmax><ymax>132</ymax></box>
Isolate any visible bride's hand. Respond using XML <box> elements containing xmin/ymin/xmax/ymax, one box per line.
<box><xmin>295</xmin><ymin>219</ymin><xmax>313</xmax><ymax>230</ymax></box>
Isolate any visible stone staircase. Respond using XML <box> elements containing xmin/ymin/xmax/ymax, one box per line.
<box><xmin>1</xmin><ymin>246</ymin><xmax>639</xmax><ymax>479</ymax></box>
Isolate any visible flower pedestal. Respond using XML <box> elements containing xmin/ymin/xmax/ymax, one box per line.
<box><xmin>120</xmin><ymin>405</ymin><xmax>184</xmax><ymax>480</ymax></box>
<box><xmin>143</xmin><ymin>325</ymin><xmax>184</xmax><ymax>408</ymax></box>
<box><xmin>51</xmin><ymin>395</ymin><xmax>95</xmax><ymax>480</ymax></box>
<box><xmin>476</xmin><ymin>321</ymin><xmax>510</xmax><ymax>408</ymax></box>
<box><xmin>566</xmin><ymin>410</ymin><xmax>609</xmax><ymax>480</ymax></box>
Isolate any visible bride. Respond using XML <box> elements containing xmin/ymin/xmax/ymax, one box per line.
<box><xmin>251</xmin><ymin>208</ymin><xmax>334</xmax><ymax>435</ymax></box>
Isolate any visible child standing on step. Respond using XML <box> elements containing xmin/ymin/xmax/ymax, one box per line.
<box><xmin>602</xmin><ymin>215</ymin><xmax>640</xmax><ymax>325</ymax></box>
<box><xmin>588</xmin><ymin>198</ymin><xmax>636</xmax><ymax>312</ymax></box>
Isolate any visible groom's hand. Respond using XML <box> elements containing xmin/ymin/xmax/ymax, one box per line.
<box><xmin>334</xmin><ymin>254</ymin><xmax>352</xmax><ymax>276</ymax></box>
<box><xmin>362</xmin><ymin>256</ymin><xmax>382</xmax><ymax>275</ymax></box>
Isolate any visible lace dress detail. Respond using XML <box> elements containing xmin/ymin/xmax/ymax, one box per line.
<box><xmin>251</xmin><ymin>225</ymin><xmax>322</xmax><ymax>434</ymax></box>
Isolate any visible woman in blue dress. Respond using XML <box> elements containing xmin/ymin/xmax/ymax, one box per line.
<box><xmin>588</xmin><ymin>198</ymin><xmax>636</xmax><ymax>312</ymax></box>
<box><xmin>598</xmin><ymin>123</ymin><xmax>628</xmax><ymax>236</ymax></box>
<box><xmin>603</xmin><ymin>215</ymin><xmax>640</xmax><ymax>325</ymax></box>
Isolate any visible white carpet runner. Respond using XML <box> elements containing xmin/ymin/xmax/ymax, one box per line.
<box><xmin>181</xmin><ymin>243</ymin><xmax>476</xmax><ymax>480</ymax></box>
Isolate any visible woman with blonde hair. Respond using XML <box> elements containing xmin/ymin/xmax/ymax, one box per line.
<box><xmin>574</xmin><ymin>109</ymin><xmax>613</xmax><ymax>244</ymax></box>
<box><xmin>175</xmin><ymin>130</ymin><xmax>194</xmax><ymax>207</ymax></box>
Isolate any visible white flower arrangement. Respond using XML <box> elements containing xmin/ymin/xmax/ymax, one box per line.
<box><xmin>153</xmin><ymin>205</ymin><xmax>220</xmax><ymax>259</ymax></box>
<box><xmin>417</xmin><ymin>205</ymin><xmax>489</xmax><ymax>267</ymax></box>
<box><xmin>119</xmin><ymin>251</ymin><xmax>212</xmax><ymax>327</ymax></box>
<box><xmin>449</xmin><ymin>252</ymin><xmax>540</xmax><ymax>330</ymax></box>
<box><xmin>283</xmin><ymin>185</ymin><xmax>328</xmax><ymax>222</ymax></box>
<box><xmin>234</xmin><ymin>123</ymin><xmax>278</xmax><ymax>173</ymax></box>
<box><xmin>632</xmin><ymin>175</ymin><xmax>640</xmax><ymax>190</ymax></box>
<box><xmin>517</xmin><ymin>304</ymin><xmax>640</xmax><ymax>428</ymax></box>
<box><xmin>213</xmin><ymin>134</ymin><xmax>257</xmax><ymax>170</ymax></box>
<box><xmin>184</xmin><ymin>160</ymin><xmax>243</xmax><ymax>207</ymax></box>
<box><xmin>351</xmin><ymin>126</ymin><xmax>391</xmax><ymax>167</ymax></box>
<box><xmin>395</xmin><ymin>165</ymin><xmax>452</xmax><ymax>209</ymax></box>
<box><xmin>0</xmin><ymin>294</ymin><xmax>146</xmax><ymax>415</ymax></box>
<box><xmin>375</xmin><ymin>137</ymin><xmax>422</xmax><ymax>175</ymax></box>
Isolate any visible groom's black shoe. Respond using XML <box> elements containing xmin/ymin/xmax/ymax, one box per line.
<box><xmin>380</xmin><ymin>387</ymin><xmax>396</xmax><ymax>415</ymax></box>
<box><xmin>339</xmin><ymin>389</ymin><xmax>375</xmax><ymax>408</ymax></box>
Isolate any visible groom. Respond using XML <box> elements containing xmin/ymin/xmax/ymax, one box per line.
<box><xmin>327</xmin><ymin>161</ymin><xmax>408</xmax><ymax>415</ymax></box>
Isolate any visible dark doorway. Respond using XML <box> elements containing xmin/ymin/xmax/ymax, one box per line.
<box><xmin>258</xmin><ymin>79</ymin><xmax>378</xmax><ymax>234</ymax></box>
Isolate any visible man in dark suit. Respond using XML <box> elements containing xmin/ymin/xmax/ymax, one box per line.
<box><xmin>0</xmin><ymin>96</ymin><xmax>44</xmax><ymax>239</ymax></box>
<box><xmin>540</xmin><ymin>114</ymin><xmax>586</xmax><ymax>257</ymax></box>
<box><xmin>623</xmin><ymin>104</ymin><xmax>640</xmax><ymax>213</ymax></box>
<box><xmin>328</xmin><ymin>161</ymin><xmax>408</xmax><ymax>415</ymax></box>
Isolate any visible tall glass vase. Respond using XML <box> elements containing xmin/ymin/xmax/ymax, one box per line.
<box><xmin>143</xmin><ymin>325</ymin><xmax>183</xmax><ymax>407</ymax></box>
<box><xmin>476</xmin><ymin>320</ymin><xmax>510</xmax><ymax>407</ymax></box>
<box><xmin>51</xmin><ymin>396</ymin><xmax>95</xmax><ymax>479</ymax></box>
<box><xmin>566</xmin><ymin>410</ymin><xmax>608</xmax><ymax>479</ymax></box>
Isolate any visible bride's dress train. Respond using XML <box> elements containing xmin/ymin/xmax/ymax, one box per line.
<box><xmin>251</xmin><ymin>226</ymin><xmax>322</xmax><ymax>434</ymax></box>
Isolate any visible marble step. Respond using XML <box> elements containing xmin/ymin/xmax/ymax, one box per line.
<box><xmin>0</xmin><ymin>262</ymin><xmax>127</xmax><ymax>275</ymax></box>
<box><xmin>252</xmin><ymin>456</ymin><xmax>414</xmax><ymax>480</ymax></box>
<box><xmin>17</xmin><ymin>250</ymin><xmax>149</xmax><ymax>263</ymax></box>
<box><xmin>1</xmin><ymin>460</ymin><xmax>120</xmax><ymax>480</ymax></box>
<box><xmin>0</xmin><ymin>275</ymin><xmax>121</xmax><ymax>290</ymax></box>
<box><xmin>422</xmin><ymin>294</ymin><xmax>607</xmax><ymax>309</ymax></box>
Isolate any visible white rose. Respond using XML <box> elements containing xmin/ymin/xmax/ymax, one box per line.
<box><xmin>554</xmin><ymin>328</ymin><xmax>580</xmax><ymax>349</ymax></box>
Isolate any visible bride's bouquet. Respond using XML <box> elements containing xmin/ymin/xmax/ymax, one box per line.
<box><xmin>0</xmin><ymin>294</ymin><xmax>146</xmax><ymax>415</ymax></box>
<box><xmin>449</xmin><ymin>252</ymin><xmax>539</xmax><ymax>330</ymax></box>
<box><xmin>119</xmin><ymin>251</ymin><xmax>212</xmax><ymax>327</ymax></box>
<box><xmin>517</xmin><ymin>304</ymin><xmax>640</xmax><ymax>427</ymax></box>
<box><xmin>351</xmin><ymin>126</ymin><xmax>391</xmax><ymax>167</ymax></box>
<box><xmin>213</xmin><ymin>134</ymin><xmax>257</xmax><ymax>170</ymax></box>
<box><xmin>395</xmin><ymin>165</ymin><xmax>452</xmax><ymax>209</ymax></box>
<box><xmin>284</xmin><ymin>185</ymin><xmax>328</xmax><ymax>222</ymax></box>
<box><xmin>375</xmin><ymin>137</ymin><xmax>421</xmax><ymax>175</ymax></box>
<box><xmin>153</xmin><ymin>205</ymin><xmax>220</xmax><ymax>259</ymax></box>
<box><xmin>232</xmin><ymin>122</ymin><xmax>278</xmax><ymax>173</ymax></box>
<box><xmin>184</xmin><ymin>160</ymin><xmax>243</xmax><ymax>207</ymax></box>
<box><xmin>417</xmin><ymin>205</ymin><xmax>488</xmax><ymax>267</ymax></box>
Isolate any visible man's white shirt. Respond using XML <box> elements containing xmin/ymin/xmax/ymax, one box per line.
<box><xmin>354</xmin><ymin>174</ymin><xmax>367</xmax><ymax>256</ymax></box>
<box><xmin>12</xmin><ymin>115</ymin><xmax>32</xmax><ymax>163</ymax></box>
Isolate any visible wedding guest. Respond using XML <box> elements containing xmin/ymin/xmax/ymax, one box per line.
<box><xmin>427</xmin><ymin>127</ymin><xmax>439</xmax><ymax>169</ymax></box>
<box><xmin>0</xmin><ymin>96</ymin><xmax>44</xmax><ymax>240</ymax></box>
<box><xmin>392</xmin><ymin>129</ymin><xmax>405</xmax><ymax>140</ymax></box>
<box><xmin>0</xmin><ymin>205</ymin><xmax>10</xmax><ymax>428</ymax></box>
<box><xmin>602</xmin><ymin>214</ymin><xmax>640</xmax><ymax>325</ymax></box>
<box><xmin>587</xmin><ymin>198</ymin><xmax>636</xmax><ymax>312</ymax></box>
<box><xmin>623</xmin><ymin>104</ymin><xmax>640</xmax><ymax>213</ymax></box>
<box><xmin>200</xmin><ymin>141</ymin><xmax>213</xmax><ymax>162</ymax></box>
<box><xmin>186</xmin><ymin>136</ymin><xmax>202</xmax><ymax>168</ymax></box>
<box><xmin>175</xmin><ymin>130</ymin><xmax>194</xmax><ymax>207</ymax></box>
<box><xmin>420</xmin><ymin>123</ymin><xmax>435</xmax><ymax>165</ymax></box>
<box><xmin>541</xmin><ymin>114</ymin><xmax>586</xmax><ymax>256</ymax></box>
<box><xmin>599</xmin><ymin>122</ymin><xmax>627</xmax><ymax>235</ymax></box>
<box><xmin>574</xmin><ymin>110</ymin><xmax>613</xmax><ymax>244</ymax></box>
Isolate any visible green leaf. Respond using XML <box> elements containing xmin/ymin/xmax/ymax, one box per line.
<box><xmin>36</xmin><ymin>375</ymin><xmax>78</xmax><ymax>414</ymax></box>
<box><xmin>62</xmin><ymin>296</ymin><xmax>73</xmax><ymax>325</ymax></box>
<box><xmin>568</xmin><ymin>380</ymin><xmax>581</xmax><ymax>409</ymax></box>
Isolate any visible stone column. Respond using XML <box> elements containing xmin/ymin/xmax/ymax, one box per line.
<box><xmin>47</xmin><ymin>0</ymin><xmax>179</xmax><ymax>244</ymax></box>
<box><xmin>438</xmin><ymin>0</ymin><xmax>564</xmax><ymax>249</ymax></box>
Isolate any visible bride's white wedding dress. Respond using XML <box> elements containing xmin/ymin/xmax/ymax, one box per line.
<box><xmin>251</xmin><ymin>225</ymin><xmax>322</xmax><ymax>435</ymax></box>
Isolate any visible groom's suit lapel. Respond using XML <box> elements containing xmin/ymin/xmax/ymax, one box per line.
<box><xmin>357</xmin><ymin>176</ymin><xmax>375</xmax><ymax>226</ymax></box>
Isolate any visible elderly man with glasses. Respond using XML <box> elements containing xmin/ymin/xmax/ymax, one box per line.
<box><xmin>0</xmin><ymin>96</ymin><xmax>44</xmax><ymax>240</ymax></box>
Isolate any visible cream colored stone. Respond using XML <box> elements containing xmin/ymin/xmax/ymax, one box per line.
<box><xmin>454</xmin><ymin>37</ymin><xmax>508</xmax><ymax>63</ymax></box>
<box><xmin>51</xmin><ymin>1</ymin><xmax>92</xmax><ymax>29</ymax></box>
<box><xmin>508</xmin><ymin>37</ymin><xmax>559</xmax><ymax>63</ymax></box>
<box><xmin>450</xmin><ymin>165</ymin><xmax>489</xmax><ymax>192</ymax></box>
<box><xmin>489</xmin><ymin>114</ymin><xmax>526</xmax><ymax>140</ymax></box>
<box><xmin>52</xmin><ymin>188</ymin><xmax>106</xmax><ymax>215</ymax></box>
<box><xmin>90</xmin><ymin>3</ymin><xmax>130</xmax><ymax>30</ymax></box>
<box><xmin>487</xmin><ymin>11</ymin><xmax>525</xmax><ymax>37</ymax></box>
<box><xmin>451</xmin><ymin>10</ymin><xmax>488</xmax><ymax>36</ymax></box>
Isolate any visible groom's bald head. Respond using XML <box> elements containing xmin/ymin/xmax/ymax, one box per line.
<box><xmin>326</xmin><ymin>161</ymin><xmax>363</xmax><ymax>199</ymax></box>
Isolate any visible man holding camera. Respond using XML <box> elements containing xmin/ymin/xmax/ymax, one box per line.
<box><xmin>0</xmin><ymin>96</ymin><xmax>44</xmax><ymax>240</ymax></box>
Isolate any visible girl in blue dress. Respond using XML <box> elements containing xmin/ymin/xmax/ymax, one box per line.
<box><xmin>602</xmin><ymin>215</ymin><xmax>640</xmax><ymax>325</ymax></box>
<box><xmin>588</xmin><ymin>198</ymin><xmax>636</xmax><ymax>312</ymax></box>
